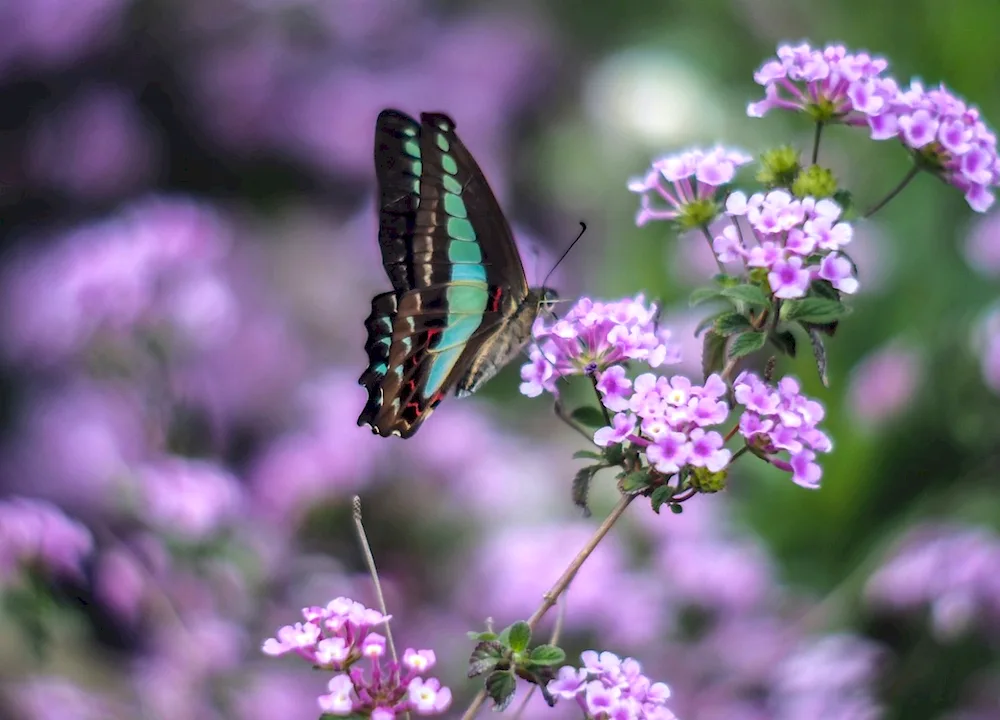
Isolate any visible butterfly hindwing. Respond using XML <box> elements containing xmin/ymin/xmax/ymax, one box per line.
<box><xmin>360</xmin><ymin>109</ymin><xmax>532</xmax><ymax>438</ymax></box>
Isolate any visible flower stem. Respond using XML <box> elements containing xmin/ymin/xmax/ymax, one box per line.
<box><xmin>811</xmin><ymin>121</ymin><xmax>824</xmax><ymax>165</ymax></box>
<box><xmin>554</xmin><ymin>399</ymin><xmax>595</xmax><ymax>442</ymax></box>
<box><xmin>863</xmin><ymin>163</ymin><xmax>921</xmax><ymax>218</ymax></box>
<box><xmin>459</xmin><ymin>494</ymin><xmax>635</xmax><ymax>720</ymax></box>
<box><xmin>352</xmin><ymin>496</ymin><xmax>400</xmax><ymax>667</ymax></box>
<box><xmin>700</xmin><ymin>225</ymin><xmax>727</xmax><ymax>274</ymax></box>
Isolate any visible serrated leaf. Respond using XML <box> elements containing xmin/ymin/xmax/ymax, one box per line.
<box><xmin>720</xmin><ymin>284</ymin><xmax>770</xmax><ymax>308</ymax></box>
<box><xmin>713</xmin><ymin>312</ymin><xmax>753</xmax><ymax>336</ymax></box>
<box><xmin>702</xmin><ymin>330</ymin><xmax>727</xmax><ymax>379</ymax></box>
<box><xmin>808</xmin><ymin>327</ymin><xmax>830</xmax><ymax>387</ymax></box>
<box><xmin>769</xmin><ymin>329</ymin><xmax>797</xmax><ymax>357</ymax></box>
<box><xmin>689</xmin><ymin>286</ymin><xmax>724</xmax><ymax>307</ymax></box>
<box><xmin>782</xmin><ymin>297</ymin><xmax>849</xmax><ymax>324</ymax></box>
<box><xmin>650</xmin><ymin>485</ymin><xmax>674</xmax><ymax>514</ymax></box>
<box><xmin>506</xmin><ymin>621</ymin><xmax>531</xmax><ymax>653</ymax></box>
<box><xmin>570</xmin><ymin>405</ymin><xmax>607</xmax><ymax>429</ymax></box>
<box><xmin>729</xmin><ymin>331</ymin><xmax>767</xmax><ymax>358</ymax></box>
<box><xmin>809</xmin><ymin>279</ymin><xmax>840</xmax><ymax>301</ymax></box>
<box><xmin>485</xmin><ymin>670</ymin><xmax>517</xmax><ymax>711</ymax></box>
<box><xmin>619</xmin><ymin>469</ymin><xmax>653</xmax><ymax>493</ymax></box>
<box><xmin>468</xmin><ymin>640</ymin><xmax>505</xmax><ymax>677</ymax></box>
<box><xmin>572</xmin><ymin>465</ymin><xmax>600</xmax><ymax>517</ymax></box>
<box><xmin>603</xmin><ymin>444</ymin><xmax>626</xmax><ymax>465</ymax></box>
<box><xmin>528</xmin><ymin>644</ymin><xmax>566</xmax><ymax>666</ymax></box>
<box><xmin>572</xmin><ymin>450</ymin><xmax>603</xmax><ymax>460</ymax></box>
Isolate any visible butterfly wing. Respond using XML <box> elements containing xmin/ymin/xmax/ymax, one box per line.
<box><xmin>359</xmin><ymin>110</ymin><xmax>530</xmax><ymax>437</ymax></box>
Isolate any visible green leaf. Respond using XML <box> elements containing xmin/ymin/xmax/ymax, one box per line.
<box><xmin>572</xmin><ymin>450</ymin><xmax>603</xmax><ymax>460</ymax></box>
<box><xmin>570</xmin><ymin>405</ymin><xmax>607</xmax><ymax>429</ymax></box>
<box><xmin>688</xmin><ymin>286</ymin><xmax>724</xmax><ymax>307</ymax></box>
<box><xmin>713</xmin><ymin>273</ymin><xmax>740</xmax><ymax>287</ymax></box>
<box><xmin>572</xmin><ymin>465</ymin><xmax>601</xmax><ymax>517</ymax></box>
<box><xmin>603</xmin><ymin>443</ymin><xmax>626</xmax><ymax>466</ymax></box>
<box><xmin>713</xmin><ymin>312</ymin><xmax>753</xmax><ymax>336</ymax></box>
<box><xmin>670</xmin><ymin>503</ymin><xmax>684</xmax><ymax>514</ymax></box>
<box><xmin>468</xmin><ymin>640</ymin><xmax>505</xmax><ymax>677</ymax></box>
<box><xmin>809</xmin><ymin>278</ymin><xmax>840</xmax><ymax>301</ymax></box>
<box><xmin>695</xmin><ymin>311</ymin><xmax>727</xmax><ymax>338</ymax></box>
<box><xmin>781</xmin><ymin>297</ymin><xmax>850</xmax><ymax>324</ymax></box>
<box><xmin>728</xmin><ymin>331</ymin><xmax>767</xmax><ymax>358</ymax></box>
<box><xmin>769</xmin><ymin>329</ymin><xmax>797</xmax><ymax>357</ymax></box>
<box><xmin>528</xmin><ymin>644</ymin><xmax>566</xmax><ymax>666</ymax></box>
<box><xmin>650</xmin><ymin>485</ymin><xmax>674</xmax><ymax>514</ymax></box>
<box><xmin>467</xmin><ymin>630</ymin><xmax>498</xmax><ymax>641</ymax></box>
<box><xmin>506</xmin><ymin>621</ymin><xmax>532</xmax><ymax>653</ymax></box>
<box><xmin>808</xmin><ymin>327</ymin><xmax>831</xmax><ymax>387</ymax></box>
<box><xmin>702</xmin><ymin>330</ymin><xmax>727</xmax><ymax>378</ymax></box>
<box><xmin>720</xmin><ymin>284</ymin><xmax>770</xmax><ymax>308</ymax></box>
<box><xmin>485</xmin><ymin>670</ymin><xmax>518</xmax><ymax>711</ymax></box>
<box><xmin>619</xmin><ymin>469</ymin><xmax>653</xmax><ymax>493</ymax></box>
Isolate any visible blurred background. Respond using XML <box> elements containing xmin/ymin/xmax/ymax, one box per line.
<box><xmin>2</xmin><ymin>0</ymin><xmax>1000</xmax><ymax>718</ymax></box>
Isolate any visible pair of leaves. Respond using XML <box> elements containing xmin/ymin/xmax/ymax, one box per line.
<box><xmin>468</xmin><ymin>621</ymin><xmax>566</xmax><ymax>711</ymax></box>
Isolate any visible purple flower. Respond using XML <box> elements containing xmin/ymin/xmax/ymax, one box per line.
<box><xmin>963</xmin><ymin>209</ymin><xmax>1000</xmax><ymax>276</ymax></box>
<box><xmin>722</xmin><ymin>191</ymin><xmax>859</xmax><ymax>298</ymax></box>
<box><xmin>733</xmin><ymin>372</ymin><xmax>832</xmax><ymax>488</ymax></box>
<box><xmin>747</xmin><ymin>43</ymin><xmax>895</xmax><ymax>124</ymax></box>
<box><xmin>264</xmin><ymin>596</ymin><xmax>451</xmax><ymax>716</ymax></box>
<box><xmin>520</xmin><ymin>295</ymin><xmax>680</xmax><ymax>398</ymax></box>
<box><xmin>687</xmin><ymin>429</ymin><xmax>732</xmax><ymax>472</ymax></box>
<box><xmin>596</xmin><ymin>365</ymin><xmax>633</xmax><ymax>411</ymax></box>
<box><xmin>555</xmin><ymin>651</ymin><xmax>677</xmax><ymax>720</ymax></box>
<box><xmin>594</xmin><ymin>412</ymin><xmax>638</xmax><ymax>447</ymax></box>
<box><xmin>646</xmin><ymin>431</ymin><xmax>691</xmax><ymax>475</ymax></box>
<box><xmin>137</xmin><ymin>458</ymin><xmax>244</xmax><ymax>541</ymax></box>
<box><xmin>872</xmin><ymin>80</ymin><xmax>1000</xmax><ymax>212</ymax></box>
<box><xmin>847</xmin><ymin>343</ymin><xmax>922</xmax><ymax>424</ymax></box>
<box><xmin>0</xmin><ymin>497</ymin><xmax>93</xmax><ymax>583</ymax></box>
<box><xmin>629</xmin><ymin>146</ymin><xmax>753</xmax><ymax>228</ymax></box>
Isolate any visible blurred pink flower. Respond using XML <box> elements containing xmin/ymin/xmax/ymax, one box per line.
<box><xmin>27</xmin><ymin>85</ymin><xmax>158</xmax><ymax>200</ymax></box>
<box><xmin>964</xmin><ymin>210</ymin><xmax>1000</xmax><ymax>276</ymax></box>
<box><xmin>137</xmin><ymin>457</ymin><xmax>244</xmax><ymax>541</ymax></box>
<box><xmin>4</xmin><ymin>676</ymin><xmax>129</xmax><ymax>720</ymax></box>
<box><xmin>93</xmin><ymin>547</ymin><xmax>148</xmax><ymax>625</ymax></box>
<box><xmin>847</xmin><ymin>342</ymin><xmax>923</xmax><ymax>425</ymax></box>
<box><xmin>0</xmin><ymin>497</ymin><xmax>93</xmax><ymax>583</ymax></box>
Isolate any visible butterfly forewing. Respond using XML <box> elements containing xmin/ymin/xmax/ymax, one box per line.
<box><xmin>359</xmin><ymin>110</ymin><xmax>533</xmax><ymax>437</ymax></box>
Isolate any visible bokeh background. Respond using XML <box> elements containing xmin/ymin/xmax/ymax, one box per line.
<box><xmin>2</xmin><ymin>0</ymin><xmax>1000</xmax><ymax>718</ymax></box>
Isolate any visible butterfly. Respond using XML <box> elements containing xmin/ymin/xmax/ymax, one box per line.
<box><xmin>358</xmin><ymin>109</ymin><xmax>557</xmax><ymax>438</ymax></box>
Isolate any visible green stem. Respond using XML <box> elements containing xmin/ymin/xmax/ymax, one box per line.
<box><xmin>811</xmin><ymin>121</ymin><xmax>824</xmax><ymax>165</ymax></box>
<box><xmin>700</xmin><ymin>225</ymin><xmax>727</xmax><ymax>274</ymax></box>
<box><xmin>863</xmin><ymin>163</ymin><xmax>921</xmax><ymax>218</ymax></box>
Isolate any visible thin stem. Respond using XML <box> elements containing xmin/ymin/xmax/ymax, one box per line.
<box><xmin>700</xmin><ymin>225</ymin><xmax>727</xmax><ymax>274</ymax></box>
<box><xmin>352</xmin><ymin>496</ymin><xmax>399</xmax><ymax>666</ymax></box>
<box><xmin>527</xmin><ymin>494</ymin><xmax>634</xmax><ymax>629</ymax></box>
<box><xmin>721</xmin><ymin>355</ymin><xmax>742</xmax><ymax>382</ymax></box>
<box><xmin>460</xmin><ymin>494</ymin><xmax>635</xmax><ymax>720</ymax></box>
<box><xmin>863</xmin><ymin>163</ymin><xmax>921</xmax><ymax>218</ymax></box>
<box><xmin>554</xmin><ymin>399</ymin><xmax>595</xmax><ymax>442</ymax></box>
<box><xmin>589</xmin><ymin>373</ymin><xmax>612</xmax><ymax>427</ymax></box>
<box><xmin>811</xmin><ymin>121</ymin><xmax>824</xmax><ymax>165</ymax></box>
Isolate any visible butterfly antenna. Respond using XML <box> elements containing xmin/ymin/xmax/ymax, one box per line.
<box><xmin>541</xmin><ymin>221</ymin><xmax>587</xmax><ymax>289</ymax></box>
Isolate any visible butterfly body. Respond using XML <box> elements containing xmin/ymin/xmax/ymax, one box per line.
<box><xmin>358</xmin><ymin>109</ymin><xmax>555</xmax><ymax>438</ymax></box>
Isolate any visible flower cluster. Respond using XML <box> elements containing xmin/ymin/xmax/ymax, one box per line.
<box><xmin>747</xmin><ymin>43</ymin><xmax>895</xmax><ymax>124</ymax></box>
<box><xmin>549</xmin><ymin>650</ymin><xmax>677</xmax><ymax>720</ymax></box>
<box><xmin>872</xmin><ymin>80</ymin><xmax>1000</xmax><ymax>212</ymax></box>
<box><xmin>749</xmin><ymin>42</ymin><xmax>1000</xmax><ymax>212</ymax></box>
<box><xmin>865</xmin><ymin>525</ymin><xmax>1000</xmax><ymax>640</ymax></box>
<box><xmin>733</xmin><ymin>372</ymin><xmax>832</xmax><ymax>488</ymax></box>
<box><xmin>716</xmin><ymin>190</ymin><xmax>858</xmax><ymax>298</ymax></box>
<box><xmin>628</xmin><ymin>146</ymin><xmax>753</xmax><ymax>228</ymax></box>
<box><xmin>596</xmin><ymin>373</ymin><xmax>732</xmax><ymax>476</ymax></box>
<box><xmin>0</xmin><ymin>497</ymin><xmax>94</xmax><ymax>584</ymax></box>
<box><xmin>520</xmin><ymin>295</ymin><xmax>680</xmax><ymax>398</ymax></box>
<box><xmin>262</xmin><ymin>597</ymin><xmax>452</xmax><ymax>718</ymax></box>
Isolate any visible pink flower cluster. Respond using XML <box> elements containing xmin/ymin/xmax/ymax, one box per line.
<box><xmin>747</xmin><ymin>43</ymin><xmax>894</xmax><ymax>123</ymax></box>
<box><xmin>873</xmin><ymin>80</ymin><xmax>1000</xmax><ymax>212</ymax></box>
<box><xmin>749</xmin><ymin>42</ymin><xmax>1000</xmax><ymax>212</ymax></box>
<box><xmin>520</xmin><ymin>295</ymin><xmax>680</xmax><ymax>398</ymax></box>
<box><xmin>262</xmin><ymin>597</ymin><xmax>451</xmax><ymax>718</ymax></box>
<box><xmin>716</xmin><ymin>190</ymin><xmax>858</xmax><ymax>298</ymax></box>
<box><xmin>549</xmin><ymin>650</ymin><xmax>677</xmax><ymax>720</ymax></box>
<box><xmin>866</xmin><ymin>524</ymin><xmax>1000</xmax><ymax>640</ymax></box>
<box><xmin>734</xmin><ymin>372</ymin><xmax>832</xmax><ymax>488</ymax></box>
<box><xmin>0</xmin><ymin>497</ymin><xmax>93</xmax><ymax>583</ymax></box>
<box><xmin>595</xmin><ymin>372</ymin><xmax>732</xmax><ymax>476</ymax></box>
<box><xmin>627</xmin><ymin>146</ymin><xmax>754</xmax><ymax>226</ymax></box>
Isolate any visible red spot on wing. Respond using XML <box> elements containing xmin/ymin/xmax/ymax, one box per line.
<box><xmin>489</xmin><ymin>286</ymin><xmax>503</xmax><ymax>312</ymax></box>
